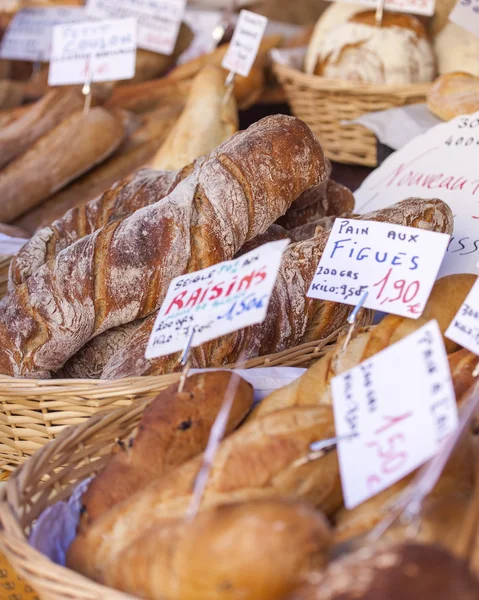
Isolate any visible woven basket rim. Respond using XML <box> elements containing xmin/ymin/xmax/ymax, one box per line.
<box><xmin>272</xmin><ymin>59</ymin><xmax>433</xmax><ymax>97</ymax></box>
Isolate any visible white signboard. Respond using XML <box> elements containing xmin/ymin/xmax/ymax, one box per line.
<box><xmin>446</xmin><ymin>275</ymin><xmax>479</xmax><ymax>355</ymax></box>
<box><xmin>48</xmin><ymin>18</ymin><xmax>137</xmax><ymax>86</ymax></box>
<box><xmin>356</xmin><ymin>112</ymin><xmax>479</xmax><ymax>277</ymax></box>
<box><xmin>222</xmin><ymin>9</ymin><xmax>267</xmax><ymax>77</ymax></box>
<box><xmin>86</xmin><ymin>0</ymin><xmax>187</xmax><ymax>55</ymax></box>
<box><xmin>0</xmin><ymin>7</ymin><xmax>87</xmax><ymax>62</ymax></box>
<box><xmin>332</xmin><ymin>320</ymin><xmax>458</xmax><ymax>509</ymax></box>
<box><xmin>326</xmin><ymin>0</ymin><xmax>435</xmax><ymax>16</ymax></box>
<box><xmin>307</xmin><ymin>219</ymin><xmax>449</xmax><ymax>318</ymax></box>
<box><xmin>146</xmin><ymin>239</ymin><xmax>289</xmax><ymax>359</ymax></box>
<box><xmin>450</xmin><ymin>0</ymin><xmax>479</xmax><ymax>39</ymax></box>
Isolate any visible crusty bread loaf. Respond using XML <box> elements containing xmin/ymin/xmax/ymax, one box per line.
<box><xmin>253</xmin><ymin>274</ymin><xmax>476</xmax><ymax>418</ymax></box>
<box><xmin>15</xmin><ymin>104</ymin><xmax>184</xmax><ymax>234</ymax></box>
<box><xmin>100</xmin><ymin>197</ymin><xmax>453</xmax><ymax>380</ymax></box>
<box><xmin>0</xmin><ymin>88</ymin><xmax>85</xmax><ymax>169</ymax></box>
<box><xmin>152</xmin><ymin>66</ymin><xmax>238</xmax><ymax>171</ymax></box>
<box><xmin>0</xmin><ymin>80</ymin><xmax>24</xmax><ymax>110</ymax></box>
<box><xmin>104</xmin><ymin>499</ymin><xmax>332</xmax><ymax>600</ymax></box>
<box><xmin>427</xmin><ymin>72</ymin><xmax>479</xmax><ymax>121</ymax></box>
<box><xmin>0</xmin><ymin>115</ymin><xmax>327</xmax><ymax>378</ymax></box>
<box><xmin>79</xmin><ymin>372</ymin><xmax>253</xmax><ymax>530</ymax></box>
<box><xmin>67</xmin><ymin>404</ymin><xmax>340</xmax><ymax>581</ymax></box>
<box><xmin>0</xmin><ymin>107</ymin><xmax>128</xmax><ymax>223</ymax></box>
<box><xmin>434</xmin><ymin>23</ymin><xmax>479</xmax><ymax>78</ymax></box>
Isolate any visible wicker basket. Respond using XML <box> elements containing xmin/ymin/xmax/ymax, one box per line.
<box><xmin>273</xmin><ymin>60</ymin><xmax>432</xmax><ymax>167</ymax></box>
<box><xmin>0</xmin><ymin>255</ymin><xmax>11</xmax><ymax>299</ymax></box>
<box><xmin>0</xmin><ymin>324</ymin><xmax>367</xmax><ymax>472</ymax></box>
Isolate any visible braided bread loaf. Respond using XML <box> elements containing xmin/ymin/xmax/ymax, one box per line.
<box><xmin>100</xmin><ymin>197</ymin><xmax>454</xmax><ymax>380</ymax></box>
<box><xmin>0</xmin><ymin>115</ymin><xmax>327</xmax><ymax>378</ymax></box>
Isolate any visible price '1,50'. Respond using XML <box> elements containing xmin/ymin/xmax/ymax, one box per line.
<box><xmin>373</xmin><ymin>268</ymin><xmax>421</xmax><ymax>314</ymax></box>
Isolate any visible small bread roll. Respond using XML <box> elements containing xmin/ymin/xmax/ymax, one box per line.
<box><xmin>307</xmin><ymin>10</ymin><xmax>435</xmax><ymax>84</ymax></box>
<box><xmin>428</xmin><ymin>72</ymin><xmax>479</xmax><ymax>121</ymax></box>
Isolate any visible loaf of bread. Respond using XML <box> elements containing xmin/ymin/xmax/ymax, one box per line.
<box><xmin>0</xmin><ymin>80</ymin><xmax>24</xmax><ymax>110</ymax></box>
<box><xmin>152</xmin><ymin>66</ymin><xmax>238</xmax><ymax>170</ymax></box>
<box><xmin>104</xmin><ymin>499</ymin><xmax>332</xmax><ymax>600</ymax></box>
<box><xmin>0</xmin><ymin>107</ymin><xmax>128</xmax><ymax>223</ymax></box>
<box><xmin>67</xmin><ymin>404</ymin><xmax>340</xmax><ymax>581</ymax></box>
<box><xmin>15</xmin><ymin>104</ymin><xmax>183</xmax><ymax>234</ymax></box>
<box><xmin>59</xmin><ymin>224</ymin><xmax>290</xmax><ymax>379</ymax></box>
<box><xmin>434</xmin><ymin>23</ymin><xmax>479</xmax><ymax>78</ymax></box>
<box><xmin>292</xmin><ymin>541</ymin><xmax>479</xmax><ymax>600</ymax></box>
<box><xmin>306</xmin><ymin>10</ymin><xmax>435</xmax><ymax>84</ymax></box>
<box><xmin>80</xmin><ymin>371</ymin><xmax>253</xmax><ymax>530</ymax></box>
<box><xmin>9</xmin><ymin>161</ymin><xmax>195</xmax><ymax>289</ymax></box>
<box><xmin>253</xmin><ymin>274</ymin><xmax>476</xmax><ymax>418</ymax></box>
<box><xmin>100</xmin><ymin>197</ymin><xmax>453</xmax><ymax>380</ymax></box>
<box><xmin>0</xmin><ymin>115</ymin><xmax>327</xmax><ymax>378</ymax></box>
<box><xmin>0</xmin><ymin>103</ymin><xmax>29</xmax><ymax>129</ymax></box>
<box><xmin>0</xmin><ymin>88</ymin><xmax>85</xmax><ymax>169</ymax></box>
<box><xmin>106</xmin><ymin>77</ymin><xmax>192</xmax><ymax>114</ymax></box>
<box><xmin>427</xmin><ymin>72</ymin><xmax>479</xmax><ymax>121</ymax></box>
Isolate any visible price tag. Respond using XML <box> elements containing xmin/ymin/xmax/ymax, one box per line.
<box><xmin>307</xmin><ymin>218</ymin><xmax>449</xmax><ymax>318</ymax></box>
<box><xmin>356</xmin><ymin>112</ymin><xmax>479</xmax><ymax>277</ymax></box>
<box><xmin>221</xmin><ymin>9</ymin><xmax>267</xmax><ymax>78</ymax></box>
<box><xmin>0</xmin><ymin>7</ymin><xmax>87</xmax><ymax>62</ymax></box>
<box><xmin>86</xmin><ymin>0</ymin><xmax>187</xmax><ymax>55</ymax></box>
<box><xmin>332</xmin><ymin>320</ymin><xmax>458</xmax><ymax>509</ymax></box>
<box><xmin>450</xmin><ymin>0</ymin><xmax>479</xmax><ymax>38</ymax></box>
<box><xmin>145</xmin><ymin>239</ymin><xmax>289</xmax><ymax>360</ymax></box>
<box><xmin>446</xmin><ymin>275</ymin><xmax>479</xmax><ymax>354</ymax></box>
<box><xmin>48</xmin><ymin>18</ymin><xmax>137</xmax><ymax>86</ymax></box>
<box><xmin>326</xmin><ymin>0</ymin><xmax>435</xmax><ymax>16</ymax></box>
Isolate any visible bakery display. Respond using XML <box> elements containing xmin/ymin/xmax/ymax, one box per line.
<box><xmin>428</xmin><ymin>72</ymin><xmax>479</xmax><ymax>121</ymax></box>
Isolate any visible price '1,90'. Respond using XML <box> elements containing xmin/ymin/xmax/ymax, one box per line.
<box><xmin>373</xmin><ymin>268</ymin><xmax>422</xmax><ymax>314</ymax></box>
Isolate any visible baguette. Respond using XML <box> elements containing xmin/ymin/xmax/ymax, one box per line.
<box><xmin>106</xmin><ymin>77</ymin><xmax>192</xmax><ymax>114</ymax></box>
<box><xmin>79</xmin><ymin>372</ymin><xmax>253</xmax><ymax>530</ymax></box>
<box><xmin>0</xmin><ymin>115</ymin><xmax>327</xmax><ymax>378</ymax></box>
<box><xmin>152</xmin><ymin>65</ymin><xmax>238</xmax><ymax>170</ymax></box>
<box><xmin>253</xmin><ymin>274</ymin><xmax>476</xmax><ymax>418</ymax></box>
<box><xmin>101</xmin><ymin>198</ymin><xmax>453</xmax><ymax>380</ymax></box>
<box><xmin>15</xmin><ymin>104</ymin><xmax>184</xmax><ymax>235</ymax></box>
<box><xmin>0</xmin><ymin>107</ymin><xmax>128</xmax><ymax>223</ymax></box>
<box><xmin>0</xmin><ymin>79</ymin><xmax>24</xmax><ymax>110</ymax></box>
<box><xmin>67</xmin><ymin>404</ymin><xmax>341</xmax><ymax>581</ymax></box>
<box><xmin>104</xmin><ymin>499</ymin><xmax>331</xmax><ymax>600</ymax></box>
<box><xmin>427</xmin><ymin>71</ymin><xmax>479</xmax><ymax>121</ymax></box>
<box><xmin>0</xmin><ymin>88</ymin><xmax>85</xmax><ymax>169</ymax></box>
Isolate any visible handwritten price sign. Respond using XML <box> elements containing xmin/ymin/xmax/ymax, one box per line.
<box><xmin>48</xmin><ymin>18</ymin><xmax>136</xmax><ymax>86</ymax></box>
<box><xmin>446</xmin><ymin>275</ymin><xmax>479</xmax><ymax>355</ymax></box>
<box><xmin>332</xmin><ymin>320</ymin><xmax>458</xmax><ymax>509</ymax></box>
<box><xmin>0</xmin><ymin>7</ymin><xmax>87</xmax><ymax>62</ymax></box>
<box><xmin>327</xmin><ymin>0</ymin><xmax>435</xmax><ymax>16</ymax></box>
<box><xmin>145</xmin><ymin>239</ymin><xmax>289</xmax><ymax>359</ymax></box>
<box><xmin>222</xmin><ymin>9</ymin><xmax>267</xmax><ymax>78</ymax></box>
<box><xmin>356</xmin><ymin>112</ymin><xmax>479</xmax><ymax>277</ymax></box>
<box><xmin>307</xmin><ymin>219</ymin><xmax>449</xmax><ymax>318</ymax></box>
<box><xmin>86</xmin><ymin>0</ymin><xmax>186</xmax><ymax>55</ymax></box>
<box><xmin>450</xmin><ymin>0</ymin><xmax>479</xmax><ymax>38</ymax></box>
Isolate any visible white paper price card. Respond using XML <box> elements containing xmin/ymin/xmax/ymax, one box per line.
<box><xmin>0</xmin><ymin>7</ymin><xmax>87</xmax><ymax>62</ymax></box>
<box><xmin>307</xmin><ymin>218</ymin><xmax>449</xmax><ymax>318</ymax></box>
<box><xmin>327</xmin><ymin>0</ymin><xmax>435</xmax><ymax>16</ymax></box>
<box><xmin>446</xmin><ymin>277</ymin><xmax>479</xmax><ymax>355</ymax></box>
<box><xmin>145</xmin><ymin>239</ymin><xmax>289</xmax><ymax>360</ymax></box>
<box><xmin>450</xmin><ymin>0</ymin><xmax>479</xmax><ymax>38</ymax></box>
<box><xmin>332</xmin><ymin>320</ymin><xmax>458</xmax><ymax>509</ymax></box>
<box><xmin>356</xmin><ymin>112</ymin><xmax>479</xmax><ymax>277</ymax></box>
<box><xmin>48</xmin><ymin>18</ymin><xmax>137</xmax><ymax>87</ymax></box>
<box><xmin>221</xmin><ymin>9</ymin><xmax>267</xmax><ymax>78</ymax></box>
<box><xmin>86</xmin><ymin>0</ymin><xmax>187</xmax><ymax>55</ymax></box>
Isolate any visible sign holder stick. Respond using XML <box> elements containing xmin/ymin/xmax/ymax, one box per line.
<box><xmin>177</xmin><ymin>327</ymin><xmax>196</xmax><ymax>393</ymax></box>
<box><xmin>292</xmin><ymin>434</ymin><xmax>359</xmax><ymax>468</ymax></box>
<box><xmin>341</xmin><ymin>291</ymin><xmax>369</xmax><ymax>353</ymax></box>
<box><xmin>222</xmin><ymin>69</ymin><xmax>236</xmax><ymax>107</ymax></box>
<box><xmin>375</xmin><ymin>0</ymin><xmax>386</xmax><ymax>27</ymax></box>
<box><xmin>82</xmin><ymin>58</ymin><xmax>93</xmax><ymax>116</ymax></box>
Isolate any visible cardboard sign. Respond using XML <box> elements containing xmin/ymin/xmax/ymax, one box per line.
<box><xmin>222</xmin><ymin>9</ymin><xmax>267</xmax><ymax>77</ymax></box>
<box><xmin>307</xmin><ymin>218</ymin><xmax>449</xmax><ymax>318</ymax></box>
<box><xmin>48</xmin><ymin>18</ymin><xmax>137</xmax><ymax>86</ymax></box>
<box><xmin>449</xmin><ymin>0</ymin><xmax>479</xmax><ymax>39</ymax></box>
<box><xmin>0</xmin><ymin>7</ymin><xmax>87</xmax><ymax>62</ymax></box>
<box><xmin>446</xmin><ymin>276</ymin><xmax>479</xmax><ymax>355</ymax></box>
<box><xmin>145</xmin><ymin>239</ymin><xmax>289</xmax><ymax>360</ymax></box>
<box><xmin>326</xmin><ymin>0</ymin><xmax>435</xmax><ymax>16</ymax></box>
<box><xmin>332</xmin><ymin>320</ymin><xmax>458</xmax><ymax>509</ymax></box>
<box><xmin>356</xmin><ymin>112</ymin><xmax>479</xmax><ymax>278</ymax></box>
<box><xmin>86</xmin><ymin>0</ymin><xmax>187</xmax><ymax>55</ymax></box>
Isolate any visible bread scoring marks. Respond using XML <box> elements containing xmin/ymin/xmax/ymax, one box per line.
<box><xmin>8</xmin><ymin>227</ymin><xmax>54</xmax><ymax>292</ymax></box>
<box><xmin>362</xmin><ymin>198</ymin><xmax>454</xmax><ymax>234</ymax></box>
